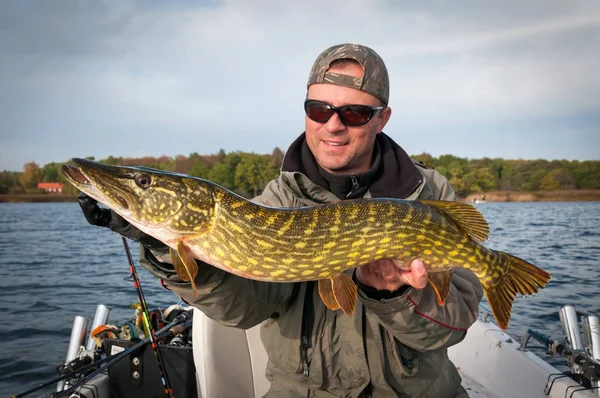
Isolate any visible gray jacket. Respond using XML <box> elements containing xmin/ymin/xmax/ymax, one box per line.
<box><xmin>140</xmin><ymin>162</ymin><xmax>483</xmax><ymax>398</ymax></box>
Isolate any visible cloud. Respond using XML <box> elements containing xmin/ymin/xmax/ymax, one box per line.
<box><xmin>1</xmin><ymin>0</ymin><xmax>599</xmax><ymax>170</ymax></box>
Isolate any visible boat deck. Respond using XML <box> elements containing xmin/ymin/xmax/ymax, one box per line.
<box><xmin>460</xmin><ymin>370</ymin><xmax>501</xmax><ymax>398</ymax></box>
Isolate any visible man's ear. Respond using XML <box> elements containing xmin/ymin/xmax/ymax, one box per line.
<box><xmin>376</xmin><ymin>107</ymin><xmax>392</xmax><ymax>133</ymax></box>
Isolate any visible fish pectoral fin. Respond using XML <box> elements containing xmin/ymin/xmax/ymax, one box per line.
<box><xmin>332</xmin><ymin>273</ymin><xmax>358</xmax><ymax>317</ymax></box>
<box><xmin>427</xmin><ymin>270</ymin><xmax>454</xmax><ymax>306</ymax></box>
<box><xmin>420</xmin><ymin>200</ymin><xmax>490</xmax><ymax>243</ymax></box>
<box><xmin>169</xmin><ymin>242</ymin><xmax>199</xmax><ymax>297</ymax></box>
<box><xmin>318</xmin><ymin>279</ymin><xmax>340</xmax><ymax>311</ymax></box>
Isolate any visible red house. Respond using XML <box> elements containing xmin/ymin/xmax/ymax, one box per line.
<box><xmin>38</xmin><ymin>182</ymin><xmax>64</xmax><ymax>193</ymax></box>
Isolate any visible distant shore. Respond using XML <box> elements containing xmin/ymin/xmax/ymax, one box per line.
<box><xmin>2</xmin><ymin>190</ymin><xmax>600</xmax><ymax>203</ymax></box>
<box><xmin>464</xmin><ymin>190</ymin><xmax>600</xmax><ymax>203</ymax></box>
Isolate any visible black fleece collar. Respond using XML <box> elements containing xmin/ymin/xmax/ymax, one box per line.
<box><xmin>281</xmin><ymin>132</ymin><xmax>422</xmax><ymax>199</ymax></box>
<box><xmin>316</xmin><ymin>143</ymin><xmax>380</xmax><ymax>199</ymax></box>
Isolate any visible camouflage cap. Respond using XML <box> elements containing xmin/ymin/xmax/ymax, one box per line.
<box><xmin>307</xmin><ymin>43</ymin><xmax>389</xmax><ymax>105</ymax></box>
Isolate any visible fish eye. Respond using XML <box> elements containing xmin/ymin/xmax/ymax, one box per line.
<box><xmin>135</xmin><ymin>174</ymin><xmax>152</xmax><ymax>189</ymax></box>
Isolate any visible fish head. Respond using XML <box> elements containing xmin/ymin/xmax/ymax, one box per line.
<box><xmin>61</xmin><ymin>158</ymin><xmax>216</xmax><ymax>242</ymax></box>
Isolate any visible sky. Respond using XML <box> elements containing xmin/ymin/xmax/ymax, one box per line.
<box><xmin>1</xmin><ymin>0</ymin><xmax>599</xmax><ymax>172</ymax></box>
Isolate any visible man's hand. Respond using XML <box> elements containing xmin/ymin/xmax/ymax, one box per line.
<box><xmin>77</xmin><ymin>192</ymin><xmax>167</xmax><ymax>251</ymax></box>
<box><xmin>356</xmin><ymin>258</ymin><xmax>428</xmax><ymax>291</ymax></box>
<box><xmin>78</xmin><ymin>192</ymin><xmax>112</xmax><ymax>227</ymax></box>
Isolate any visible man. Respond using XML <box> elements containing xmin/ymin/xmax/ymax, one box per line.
<box><xmin>79</xmin><ymin>43</ymin><xmax>483</xmax><ymax>397</ymax></box>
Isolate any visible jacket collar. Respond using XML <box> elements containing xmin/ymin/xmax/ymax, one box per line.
<box><xmin>281</xmin><ymin>132</ymin><xmax>422</xmax><ymax>200</ymax></box>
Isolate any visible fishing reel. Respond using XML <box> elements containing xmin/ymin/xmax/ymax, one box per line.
<box><xmin>523</xmin><ymin>305</ymin><xmax>600</xmax><ymax>394</ymax></box>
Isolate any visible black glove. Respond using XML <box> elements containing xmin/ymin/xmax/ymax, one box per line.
<box><xmin>78</xmin><ymin>192</ymin><xmax>168</xmax><ymax>252</ymax></box>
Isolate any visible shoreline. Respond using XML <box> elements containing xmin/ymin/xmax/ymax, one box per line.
<box><xmin>2</xmin><ymin>190</ymin><xmax>600</xmax><ymax>203</ymax></box>
<box><xmin>463</xmin><ymin>190</ymin><xmax>600</xmax><ymax>203</ymax></box>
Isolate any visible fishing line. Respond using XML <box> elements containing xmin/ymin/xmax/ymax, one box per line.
<box><xmin>121</xmin><ymin>237</ymin><xmax>175</xmax><ymax>398</ymax></box>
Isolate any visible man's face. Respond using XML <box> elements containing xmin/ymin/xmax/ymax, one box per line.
<box><xmin>305</xmin><ymin>63</ymin><xmax>391</xmax><ymax>175</ymax></box>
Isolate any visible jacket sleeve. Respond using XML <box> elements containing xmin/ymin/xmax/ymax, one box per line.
<box><xmin>139</xmin><ymin>178</ymin><xmax>297</xmax><ymax>330</ymax></box>
<box><xmin>359</xmin><ymin>268</ymin><xmax>483</xmax><ymax>351</ymax></box>
<box><xmin>425</xmin><ymin>167</ymin><xmax>458</xmax><ymax>201</ymax></box>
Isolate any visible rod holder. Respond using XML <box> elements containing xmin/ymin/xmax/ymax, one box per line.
<box><xmin>57</xmin><ymin>315</ymin><xmax>90</xmax><ymax>391</ymax></box>
<box><xmin>582</xmin><ymin>314</ymin><xmax>600</xmax><ymax>361</ymax></box>
<box><xmin>559</xmin><ymin>305</ymin><xmax>584</xmax><ymax>351</ymax></box>
<box><xmin>85</xmin><ymin>304</ymin><xmax>112</xmax><ymax>351</ymax></box>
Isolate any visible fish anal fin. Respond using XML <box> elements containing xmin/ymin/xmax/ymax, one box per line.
<box><xmin>170</xmin><ymin>242</ymin><xmax>199</xmax><ymax>297</ymax></box>
<box><xmin>420</xmin><ymin>200</ymin><xmax>490</xmax><ymax>243</ymax></box>
<box><xmin>428</xmin><ymin>270</ymin><xmax>454</xmax><ymax>306</ymax></box>
<box><xmin>332</xmin><ymin>273</ymin><xmax>358</xmax><ymax>317</ymax></box>
<box><xmin>318</xmin><ymin>279</ymin><xmax>340</xmax><ymax>311</ymax></box>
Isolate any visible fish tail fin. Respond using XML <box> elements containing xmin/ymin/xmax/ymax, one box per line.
<box><xmin>485</xmin><ymin>251</ymin><xmax>551</xmax><ymax>330</ymax></box>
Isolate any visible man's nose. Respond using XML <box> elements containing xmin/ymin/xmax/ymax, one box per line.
<box><xmin>324</xmin><ymin>112</ymin><xmax>346</xmax><ymax>133</ymax></box>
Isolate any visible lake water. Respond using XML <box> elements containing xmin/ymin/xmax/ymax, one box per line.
<box><xmin>0</xmin><ymin>202</ymin><xmax>599</xmax><ymax>396</ymax></box>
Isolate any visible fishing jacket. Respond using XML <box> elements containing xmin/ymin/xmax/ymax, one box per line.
<box><xmin>140</xmin><ymin>133</ymin><xmax>483</xmax><ymax>398</ymax></box>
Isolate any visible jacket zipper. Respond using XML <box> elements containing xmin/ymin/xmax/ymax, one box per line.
<box><xmin>300</xmin><ymin>281</ymin><xmax>315</xmax><ymax>377</ymax></box>
<box><xmin>345</xmin><ymin>175</ymin><xmax>361</xmax><ymax>198</ymax></box>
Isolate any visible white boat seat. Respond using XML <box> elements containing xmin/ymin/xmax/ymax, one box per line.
<box><xmin>192</xmin><ymin>308</ymin><xmax>271</xmax><ymax>398</ymax></box>
<box><xmin>191</xmin><ymin>310</ymin><xmax>599</xmax><ymax>398</ymax></box>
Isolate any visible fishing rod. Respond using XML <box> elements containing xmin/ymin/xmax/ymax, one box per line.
<box><xmin>56</xmin><ymin>318</ymin><xmax>193</xmax><ymax>398</ymax></box>
<box><xmin>12</xmin><ymin>315</ymin><xmax>192</xmax><ymax>398</ymax></box>
<box><xmin>121</xmin><ymin>237</ymin><xmax>175</xmax><ymax>398</ymax></box>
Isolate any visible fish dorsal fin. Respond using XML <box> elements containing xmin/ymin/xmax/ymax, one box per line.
<box><xmin>420</xmin><ymin>200</ymin><xmax>490</xmax><ymax>243</ymax></box>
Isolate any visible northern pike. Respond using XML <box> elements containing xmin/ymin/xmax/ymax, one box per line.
<box><xmin>62</xmin><ymin>158</ymin><xmax>551</xmax><ymax>329</ymax></box>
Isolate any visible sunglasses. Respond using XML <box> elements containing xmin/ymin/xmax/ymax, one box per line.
<box><xmin>304</xmin><ymin>99</ymin><xmax>385</xmax><ymax>127</ymax></box>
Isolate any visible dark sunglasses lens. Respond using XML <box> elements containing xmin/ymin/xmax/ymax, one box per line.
<box><xmin>339</xmin><ymin>105</ymin><xmax>373</xmax><ymax>126</ymax></box>
<box><xmin>305</xmin><ymin>101</ymin><xmax>333</xmax><ymax>123</ymax></box>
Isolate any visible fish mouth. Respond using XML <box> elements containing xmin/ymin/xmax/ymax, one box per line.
<box><xmin>61</xmin><ymin>164</ymin><xmax>90</xmax><ymax>185</ymax></box>
<box><xmin>61</xmin><ymin>159</ymin><xmax>132</xmax><ymax>210</ymax></box>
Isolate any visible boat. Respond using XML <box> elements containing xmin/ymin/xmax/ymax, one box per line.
<box><xmin>14</xmin><ymin>302</ymin><xmax>600</xmax><ymax>398</ymax></box>
<box><xmin>473</xmin><ymin>195</ymin><xmax>487</xmax><ymax>204</ymax></box>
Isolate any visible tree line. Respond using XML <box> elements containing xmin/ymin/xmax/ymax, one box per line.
<box><xmin>1</xmin><ymin>149</ymin><xmax>598</xmax><ymax>198</ymax></box>
<box><xmin>411</xmin><ymin>153</ymin><xmax>599</xmax><ymax>197</ymax></box>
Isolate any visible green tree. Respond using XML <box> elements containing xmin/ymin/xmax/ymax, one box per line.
<box><xmin>235</xmin><ymin>153</ymin><xmax>279</xmax><ymax>197</ymax></box>
<box><xmin>571</xmin><ymin>161</ymin><xmax>600</xmax><ymax>189</ymax></box>
<box><xmin>412</xmin><ymin>152</ymin><xmax>434</xmax><ymax>167</ymax></box>
<box><xmin>539</xmin><ymin>169</ymin><xmax>575</xmax><ymax>190</ymax></box>
<box><xmin>209</xmin><ymin>152</ymin><xmax>242</xmax><ymax>190</ymax></box>
<box><xmin>539</xmin><ymin>171</ymin><xmax>560</xmax><ymax>191</ymax></box>
<box><xmin>463</xmin><ymin>167</ymin><xmax>497</xmax><ymax>194</ymax></box>
<box><xmin>498</xmin><ymin>162</ymin><xmax>517</xmax><ymax>191</ymax></box>
<box><xmin>102</xmin><ymin>155</ymin><xmax>121</xmax><ymax>165</ymax></box>
<box><xmin>19</xmin><ymin>162</ymin><xmax>42</xmax><ymax>190</ymax></box>
<box><xmin>0</xmin><ymin>171</ymin><xmax>21</xmax><ymax>194</ymax></box>
<box><xmin>41</xmin><ymin>162</ymin><xmax>61</xmax><ymax>182</ymax></box>
<box><xmin>271</xmin><ymin>147</ymin><xmax>285</xmax><ymax>169</ymax></box>
<box><xmin>189</xmin><ymin>158</ymin><xmax>211</xmax><ymax>179</ymax></box>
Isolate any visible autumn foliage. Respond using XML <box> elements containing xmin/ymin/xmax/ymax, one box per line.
<box><xmin>1</xmin><ymin>150</ymin><xmax>598</xmax><ymax>198</ymax></box>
